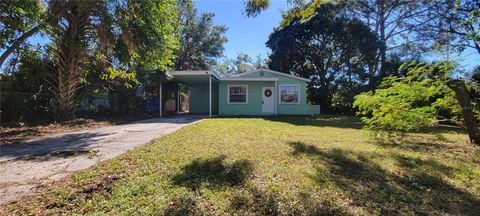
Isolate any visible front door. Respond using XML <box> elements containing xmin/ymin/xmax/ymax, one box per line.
<box><xmin>262</xmin><ymin>87</ymin><xmax>274</xmax><ymax>113</ymax></box>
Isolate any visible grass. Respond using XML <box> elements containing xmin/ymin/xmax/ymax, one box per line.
<box><xmin>3</xmin><ymin>116</ymin><xmax>480</xmax><ymax>215</ymax></box>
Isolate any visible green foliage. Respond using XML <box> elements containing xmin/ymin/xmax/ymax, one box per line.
<box><xmin>175</xmin><ymin>0</ymin><xmax>227</xmax><ymax>70</ymax></box>
<box><xmin>113</xmin><ymin>0</ymin><xmax>180</xmax><ymax>71</ymax></box>
<box><xmin>353</xmin><ymin>61</ymin><xmax>462</xmax><ymax>131</ymax></box>
<box><xmin>469</xmin><ymin>66</ymin><xmax>480</xmax><ymax>120</ymax></box>
<box><xmin>1</xmin><ymin>0</ymin><xmax>185</xmax><ymax>121</ymax></box>
<box><xmin>100</xmin><ymin>67</ymin><xmax>138</xmax><ymax>88</ymax></box>
<box><xmin>244</xmin><ymin>0</ymin><xmax>270</xmax><ymax>17</ymax></box>
<box><xmin>0</xmin><ymin>48</ymin><xmax>53</xmax><ymax>122</ymax></box>
<box><xmin>420</xmin><ymin>0</ymin><xmax>480</xmax><ymax>55</ymax></box>
<box><xmin>279</xmin><ymin>0</ymin><xmax>328</xmax><ymax>27</ymax></box>
<box><xmin>214</xmin><ymin>53</ymin><xmax>267</xmax><ymax>75</ymax></box>
<box><xmin>267</xmin><ymin>2</ymin><xmax>379</xmax><ymax>112</ymax></box>
<box><xmin>0</xmin><ymin>0</ymin><xmax>45</xmax><ymax>49</ymax></box>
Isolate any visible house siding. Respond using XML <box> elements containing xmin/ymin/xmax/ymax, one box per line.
<box><xmin>219</xmin><ymin>81</ymin><xmax>274</xmax><ymax>115</ymax></box>
<box><xmin>189</xmin><ymin>84</ymin><xmax>219</xmax><ymax>114</ymax></box>
<box><xmin>219</xmin><ymin>70</ymin><xmax>320</xmax><ymax>115</ymax></box>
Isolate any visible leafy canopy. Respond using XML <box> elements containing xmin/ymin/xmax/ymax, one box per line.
<box><xmin>175</xmin><ymin>0</ymin><xmax>227</xmax><ymax>70</ymax></box>
<box><xmin>353</xmin><ymin>61</ymin><xmax>461</xmax><ymax>131</ymax></box>
<box><xmin>267</xmin><ymin>2</ymin><xmax>378</xmax><ymax>111</ymax></box>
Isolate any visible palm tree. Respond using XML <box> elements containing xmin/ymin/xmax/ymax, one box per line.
<box><xmin>47</xmin><ymin>1</ymin><xmax>94</xmax><ymax>119</ymax></box>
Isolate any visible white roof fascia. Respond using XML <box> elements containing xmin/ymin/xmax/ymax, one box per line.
<box><xmin>220</xmin><ymin>77</ymin><xmax>279</xmax><ymax>81</ymax></box>
<box><xmin>231</xmin><ymin>68</ymin><xmax>311</xmax><ymax>82</ymax></box>
<box><xmin>170</xmin><ymin>70</ymin><xmax>220</xmax><ymax>80</ymax></box>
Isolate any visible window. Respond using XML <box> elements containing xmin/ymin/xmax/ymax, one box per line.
<box><xmin>280</xmin><ymin>85</ymin><xmax>299</xmax><ymax>104</ymax></box>
<box><xmin>228</xmin><ymin>85</ymin><xmax>247</xmax><ymax>104</ymax></box>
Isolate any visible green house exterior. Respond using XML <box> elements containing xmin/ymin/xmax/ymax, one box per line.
<box><xmin>169</xmin><ymin>69</ymin><xmax>320</xmax><ymax>116</ymax></box>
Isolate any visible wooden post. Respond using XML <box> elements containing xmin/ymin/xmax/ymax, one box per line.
<box><xmin>177</xmin><ymin>89</ymin><xmax>180</xmax><ymax>113</ymax></box>
<box><xmin>159</xmin><ymin>82</ymin><xmax>162</xmax><ymax>117</ymax></box>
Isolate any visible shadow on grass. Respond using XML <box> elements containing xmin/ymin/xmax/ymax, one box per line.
<box><xmin>252</xmin><ymin>115</ymin><xmax>362</xmax><ymax>129</ymax></box>
<box><xmin>289</xmin><ymin>141</ymin><xmax>480</xmax><ymax>215</ymax></box>
<box><xmin>172</xmin><ymin>155</ymin><xmax>253</xmax><ymax>191</ymax></box>
<box><xmin>369</xmin><ymin>130</ymin><xmax>470</xmax><ymax>153</ymax></box>
<box><xmin>162</xmin><ymin>183</ymin><xmax>351</xmax><ymax>216</ymax></box>
<box><xmin>162</xmin><ymin>196</ymin><xmax>198</xmax><ymax>216</ymax></box>
<box><xmin>228</xmin><ymin>185</ymin><xmax>352</xmax><ymax>216</ymax></box>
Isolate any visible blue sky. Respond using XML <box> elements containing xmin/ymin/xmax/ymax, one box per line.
<box><xmin>195</xmin><ymin>0</ymin><xmax>289</xmax><ymax>60</ymax></box>
<box><xmin>195</xmin><ymin>0</ymin><xmax>478</xmax><ymax>71</ymax></box>
<box><xmin>23</xmin><ymin>0</ymin><xmax>478</xmax><ymax>71</ymax></box>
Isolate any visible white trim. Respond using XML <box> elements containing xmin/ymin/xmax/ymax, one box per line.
<box><xmin>231</xmin><ymin>68</ymin><xmax>311</xmax><ymax>82</ymax></box>
<box><xmin>262</xmin><ymin>86</ymin><xmax>275</xmax><ymax>114</ymax></box>
<box><xmin>220</xmin><ymin>77</ymin><xmax>279</xmax><ymax>81</ymax></box>
<box><xmin>279</xmin><ymin>84</ymin><xmax>301</xmax><ymax>104</ymax></box>
<box><xmin>170</xmin><ymin>70</ymin><xmax>220</xmax><ymax>80</ymax></box>
<box><xmin>274</xmin><ymin>80</ymin><xmax>278</xmax><ymax>114</ymax></box>
<box><xmin>227</xmin><ymin>84</ymin><xmax>248</xmax><ymax>104</ymax></box>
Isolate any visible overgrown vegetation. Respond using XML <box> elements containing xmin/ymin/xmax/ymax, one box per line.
<box><xmin>0</xmin><ymin>0</ymin><xmax>226</xmax><ymax>123</ymax></box>
<box><xmin>354</xmin><ymin>61</ymin><xmax>480</xmax><ymax>144</ymax></box>
<box><xmin>262</xmin><ymin>0</ymin><xmax>479</xmax><ymax>117</ymax></box>
<box><xmin>267</xmin><ymin>3</ymin><xmax>378</xmax><ymax>112</ymax></box>
<box><xmin>2</xmin><ymin>117</ymin><xmax>478</xmax><ymax>215</ymax></box>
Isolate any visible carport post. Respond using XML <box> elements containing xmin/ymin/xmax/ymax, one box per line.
<box><xmin>159</xmin><ymin>82</ymin><xmax>162</xmax><ymax>117</ymax></box>
<box><xmin>177</xmin><ymin>89</ymin><xmax>180</xmax><ymax>113</ymax></box>
<box><xmin>209</xmin><ymin>74</ymin><xmax>212</xmax><ymax>117</ymax></box>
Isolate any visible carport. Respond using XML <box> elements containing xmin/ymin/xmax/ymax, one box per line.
<box><xmin>168</xmin><ymin>71</ymin><xmax>220</xmax><ymax>117</ymax></box>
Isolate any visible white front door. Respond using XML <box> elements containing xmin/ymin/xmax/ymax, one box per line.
<box><xmin>262</xmin><ymin>87</ymin><xmax>275</xmax><ymax>113</ymax></box>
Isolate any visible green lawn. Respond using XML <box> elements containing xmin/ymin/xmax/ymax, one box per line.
<box><xmin>4</xmin><ymin>116</ymin><xmax>480</xmax><ymax>215</ymax></box>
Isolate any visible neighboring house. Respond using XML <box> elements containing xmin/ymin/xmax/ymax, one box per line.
<box><xmin>169</xmin><ymin>68</ymin><xmax>320</xmax><ymax>116</ymax></box>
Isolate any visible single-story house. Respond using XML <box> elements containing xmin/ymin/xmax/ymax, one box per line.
<box><xmin>168</xmin><ymin>68</ymin><xmax>320</xmax><ymax>116</ymax></box>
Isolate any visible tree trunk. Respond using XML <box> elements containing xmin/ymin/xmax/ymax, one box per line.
<box><xmin>0</xmin><ymin>25</ymin><xmax>42</xmax><ymax>67</ymax></box>
<box><xmin>448</xmin><ymin>79</ymin><xmax>480</xmax><ymax>145</ymax></box>
<box><xmin>50</xmin><ymin>3</ymin><xmax>92</xmax><ymax>120</ymax></box>
<box><xmin>378</xmin><ymin>1</ymin><xmax>387</xmax><ymax>79</ymax></box>
<box><xmin>0</xmin><ymin>2</ymin><xmax>72</xmax><ymax>67</ymax></box>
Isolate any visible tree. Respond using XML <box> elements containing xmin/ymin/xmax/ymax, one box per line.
<box><xmin>113</xmin><ymin>0</ymin><xmax>180</xmax><ymax>72</ymax></box>
<box><xmin>244</xmin><ymin>0</ymin><xmax>270</xmax><ymax>17</ymax></box>
<box><xmin>0</xmin><ymin>48</ymin><xmax>53</xmax><ymax>122</ymax></box>
<box><xmin>1</xmin><ymin>0</ymin><xmax>183</xmax><ymax>121</ymax></box>
<box><xmin>0</xmin><ymin>0</ymin><xmax>75</xmax><ymax>67</ymax></box>
<box><xmin>245</xmin><ymin>0</ymin><xmax>431</xmax><ymax>86</ymax></box>
<box><xmin>267</xmin><ymin>3</ymin><xmax>378</xmax><ymax>111</ymax></box>
<box><xmin>47</xmin><ymin>1</ymin><xmax>95</xmax><ymax>119</ymax></box>
<box><xmin>342</xmin><ymin>0</ymin><xmax>430</xmax><ymax>85</ymax></box>
<box><xmin>214</xmin><ymin>53</ymin><xmax>266</xmax><ymax>75</ymax></box>
<box><xmin>175</xmin><ymin>0</ymin><xmax>227</xmax><ymax>70</ymax></box>
<box><xmin>354</xmin><ymin>61</ymin><xmax>479</xmax><ymax>145</ymax></box>
<box><xmin>418</xmin><ymin>0</ymin><xmax>480</xmax><ymax>56</ymax></box>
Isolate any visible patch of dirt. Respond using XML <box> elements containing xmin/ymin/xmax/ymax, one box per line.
<box><xmin>0</xmin><ymin>114</ymin><xmax>157</xmax><ymax>146</ymax></box>
<box><xmin>44</xmin><ymin>173</ymin><xmax>125</xmax><ymax>210</ymax></box>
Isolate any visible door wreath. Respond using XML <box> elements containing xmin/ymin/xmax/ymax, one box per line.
<box><xmin>264</xmin><ymin>89</ymin><xmax>272</xmax><ymax>97</ymax></box>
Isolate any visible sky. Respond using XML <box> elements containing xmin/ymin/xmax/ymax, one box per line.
<box><xmin>195</xmin><ymin>0</ymin><xmax>289</xmax><ymax>60</ymax></box>
<box><xmin>21</xmin><ymin>0</ymin><xmax>478</xmax><ymax>72</ymax></box>
<box><xmin>195</xmin><ymin>0</ymin><xmax>478</xmax><ymax>71</ymax></box>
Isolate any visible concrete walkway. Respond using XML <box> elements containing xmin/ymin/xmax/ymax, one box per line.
<box><xmin>0</xmin><ymin>116</ymin><xmax>204</xmax><ymax>204</ymax></box>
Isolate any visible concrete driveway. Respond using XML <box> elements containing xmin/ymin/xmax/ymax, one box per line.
<box><xmin>0</xmin><ymin>115</ymin><xmax>204</xmax><ymax>204</ymax></box>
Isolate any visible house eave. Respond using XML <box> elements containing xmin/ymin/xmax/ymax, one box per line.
<box><xmin>169</xmin><ymin>70</ymin><xmax>221</xmax><ymax>80</ymax></box>
<box><xmin>220</xmin><ymin>77</ymin><xmax>279</xmax><ymax>81</ymax></box>
<box><xmin>231</xmin><ymin>68</ymin><xmax>311</xmax><ymax>82</ymax></box>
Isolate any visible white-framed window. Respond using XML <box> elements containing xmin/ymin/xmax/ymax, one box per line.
<box><xmin>279</xmin><ymin>84</ymin><xmax>300</xmax><ymax>104</ymax></box>
<box><xmin>228</xmin><ymin>85</ymin><xmax>248</xmax><ymax>104</ymax></box>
